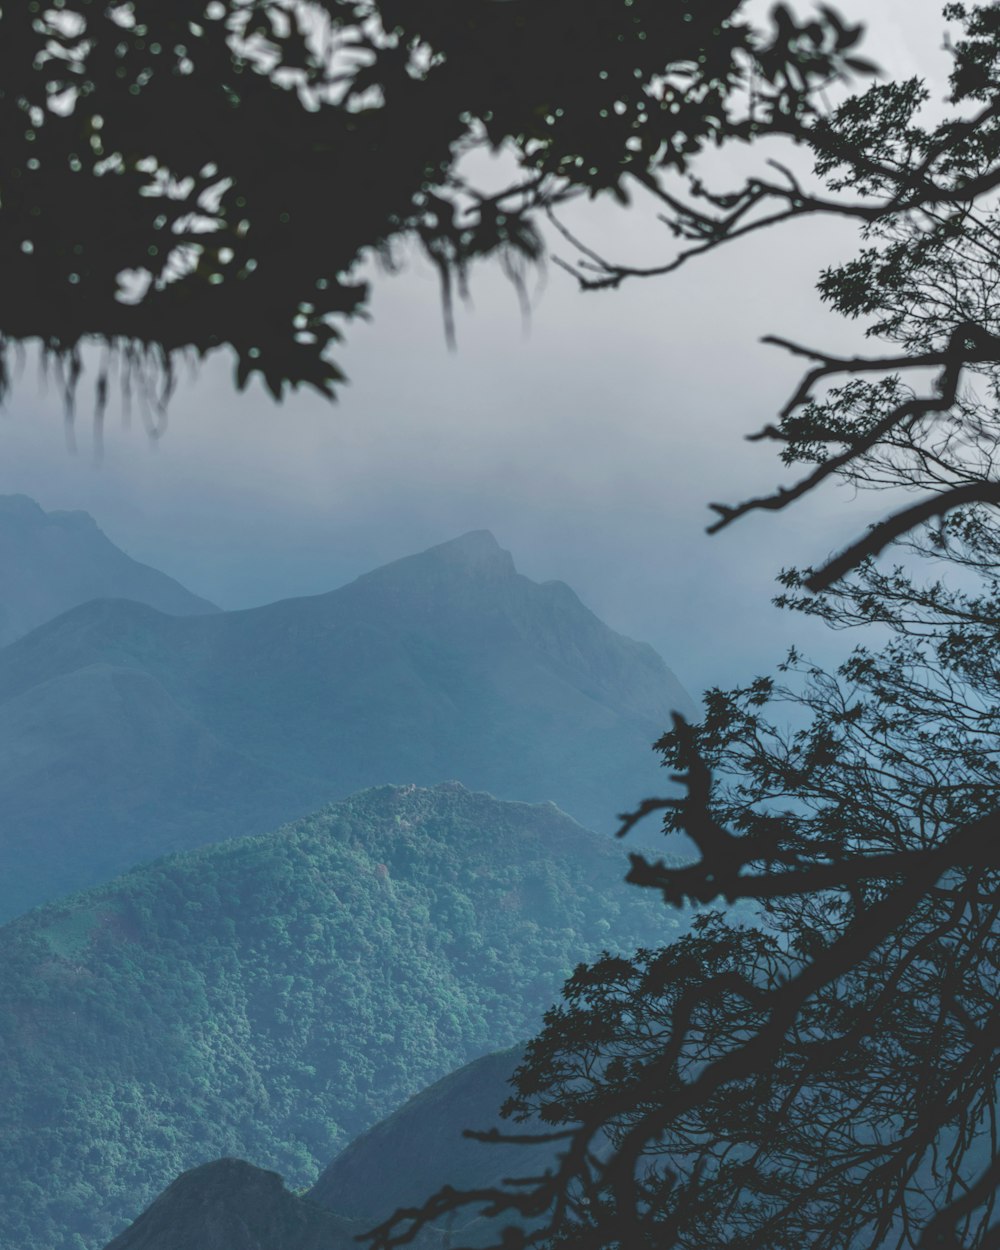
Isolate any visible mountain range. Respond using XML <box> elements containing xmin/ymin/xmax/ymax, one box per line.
<box><xmin>0</xmin><ymin>497</ymin><xmax>692</xmax><ymax>1249</ymax></box>
<box><xmin>0</xmin><ymin>521</ymin><xmax>692</xmax><ymax>920</ymax></box>
<box><xmin>1</xmin><ymin>782</ymin><xmax>677</xmax><ymax>1250</ymax></box>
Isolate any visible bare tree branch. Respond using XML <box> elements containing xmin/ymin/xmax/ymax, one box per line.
<box><xmin>807</xmin><ymin>481</ymin><xmax>1000</xmax><ymax>592</ymax></box>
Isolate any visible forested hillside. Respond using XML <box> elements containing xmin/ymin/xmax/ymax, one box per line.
<box><xmin>1</xmin><ymin>783</ymin><xmax>676</xmax><ymax>1250</ymax></box>
<box><xmin>0</xmin><ymin>528</ymin><xmax>690</xmax><ymax>920</ymax></box>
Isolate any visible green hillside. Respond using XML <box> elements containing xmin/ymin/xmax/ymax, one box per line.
<box><xmin>1</xmin><ymin>783</ymin><xmax>677</xmax><ymax>1250</ymax></box>
<box><xmin>105</xmin><ymin>1047</ymin><xmax>549</xmax><ymax>1250</ymax></box>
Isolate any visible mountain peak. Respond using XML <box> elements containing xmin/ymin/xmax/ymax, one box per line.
<box><xmin>0</xmin><ymin>493</ymin><xmax>45</xmax><ymax>521</ymax></box>
<box><xmin>353</xmin><ymin>529</ymin><xmax>516</xmax><ymax>593</ymax></box>
<box><xmin>441</xmin><ymin>528</ymin><xmax>500</xmax><ymax>551</ymax></box>
<box><xmin>424</xmin><ymin>529</ymin><xmax>514</xmax><ymax>570</ymax></box>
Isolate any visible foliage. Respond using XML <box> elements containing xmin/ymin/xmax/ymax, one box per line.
<box><xmin>0</xmin><ymin>0</ymin><xmax>866</xmax><ymax>407</ymax></box>
<box><xmin>365</xmin><ymin>7</ymin><xmax>1000</xmax><ymax>1249</ymax></box>
<box><xmin>0</xmin><ymin>782</ymin><xmax>676</xmax><ymax>1250</ymax></box>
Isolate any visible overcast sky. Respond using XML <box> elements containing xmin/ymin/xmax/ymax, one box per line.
<box><xmin>0</xmin><ymin>0</ymin><xmax>959</xmax><ymax>698</ymax></box>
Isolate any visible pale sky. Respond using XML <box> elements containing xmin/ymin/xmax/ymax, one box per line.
<box><xmin>0</xmin><ymin>0</ymin><xmax>961</xmax><ymax>697</ymax></box>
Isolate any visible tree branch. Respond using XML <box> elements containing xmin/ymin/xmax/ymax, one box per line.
<box><xmin>806</xmin><ymin>481</ymin><xmax>1000</xmax><ymax>592</ymax></box>
<box><xmin>706</xmin><ymin>322</ymin><xmax>1000</xmax><ymax>549</ymax></box>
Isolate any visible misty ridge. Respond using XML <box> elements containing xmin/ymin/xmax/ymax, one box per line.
<box><xmin>0</xmin><ymin>493</ymin><xmax>694</xmax><ymax>1250</ymax></box>
<box><xmin>0</xmin><ymin>494</ymin><xmax>218</xmax><ymax>646</ymax></box>
<box><xmin>0</xmin><ymin>497</ymin><xmax>692</xmax><ymax>922</ymax></box>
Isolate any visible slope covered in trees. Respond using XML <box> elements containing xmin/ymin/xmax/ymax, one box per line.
<box><xmin>0</xmin><ymin>529</ymin><xmax>691</xmax><ymax>920</ymax></box>
<box><xmin>0</xmin><ymin>782</ymin><xmax>674</xmax><ymax>1250</ymax></box>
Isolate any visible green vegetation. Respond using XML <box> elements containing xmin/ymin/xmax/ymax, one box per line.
<box><xmin>0</xmin><ymin>782</ymin><xmax>675</xmax><ymax>1250</ymax></box>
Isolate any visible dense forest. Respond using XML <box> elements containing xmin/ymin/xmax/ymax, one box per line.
<box><xmin>0</xmin><ymin>783</ymin><xmax>677</xmax><ymax>1250</ymax></box>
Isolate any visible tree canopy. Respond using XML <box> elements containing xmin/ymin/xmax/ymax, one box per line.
<box><xmin>2</xmin><ymin>0</ymin><xmax>865</xmax><ymax>407</ymax></box>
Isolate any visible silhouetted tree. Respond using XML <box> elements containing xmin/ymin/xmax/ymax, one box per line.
<box><xmin>1</xmin><ymin>0</ymin><xmax>866</xmax><ymax>411</ymax></box>
<box><xmin>364</xmin><ymin>6</ymin><xmax>1000</xmax><ymax>1248</ymax></box>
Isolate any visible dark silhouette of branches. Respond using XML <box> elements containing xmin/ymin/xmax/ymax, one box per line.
<box><xmin>366</xmin><ymin>635</ymin><xmax>1000</xmax><ymax>1248</ymax></box>
<box><xmin>805</xmin><ymin>480</ymin><xmax>1000</xmax><ymax>591</ymax></box>
<box><xmin>706</xmin><ymin>323</ymin><xmax>1000</xmax><ymax>539</ymax></box>
<box><xmin>363</xmin><ymin>13</ymin><xmax>1000</xmax><ymax>1248</ymax></box>
<box><xmin>0</xmin><ymin>0</ymin><xmax>863</xmax><ymax>408</ymax></box>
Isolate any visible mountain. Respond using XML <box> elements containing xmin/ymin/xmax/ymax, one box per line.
<box><xmin>0</xmin><ymin>529</ymin><xmax>692</xmax><ymax>920</ymax></box>
<box><xmin>310</xmin><ymin>1045</ymin><xmax>554</xmax><ymax>1247</ymax></box>
<box><xmin>1</xmin><ymin>783</ymin><xmax>678</xmax><ymax>1250</ymax></box>
<box><xmin>0</xmin><ymin>493</ymin><xmax>216</xmax><ymax>646</ymax></box>
<box><xmin>310</xmin><ymin>1045</ymin><xmax>528</xmax><ymax>1220</ymax></box>
<box><xmin>105</xmin><ymin>1047</ymin><xmax>550</xmax><ymax>1250</ymax></box>
<box><xmin>102</xmin><ymin>1160</ymin><xmax>358</xmax><ymax>1250</ymax></box>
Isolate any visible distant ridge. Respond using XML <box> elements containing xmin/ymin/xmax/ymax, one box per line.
<box><xmin>0</xmin><ymin>528</ymin><xmax>692</xmax><ymax>919</ymax></box>
<box><xmin>0</xmin><ymin>494</ymin><xmax>217</xmax><ymax>646</ymax></box>
<box><xmin>309</xmin><ymin>1045</ymin><xmax>554</xmax><ymax>1247</ymax></box>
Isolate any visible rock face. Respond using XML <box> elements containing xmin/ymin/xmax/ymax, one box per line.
<box><xmin>0</xmin><ymin>529</ymin><xmax>691</xmax><ymax>919</ymax></box>
<box><xmin>103</xmin><ymin>1159</ymin><xmax>357</xmax><ymax>1250</ymax></box>
<box><xmin>0</xmin><ymin>494</ymin><xmax>216</xmax><ymax>646</ymax></box>
<box><xmin>2</xmin><ymin>783</ymin><xmax>676</xmax><ymax>1250</ymax></box>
